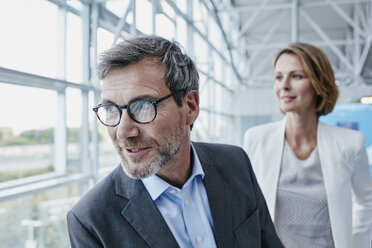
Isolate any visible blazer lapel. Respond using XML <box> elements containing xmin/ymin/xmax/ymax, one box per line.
<box><xmin>194</xmin><ymin>143</ymin><xmax>233</xmax><ymax>248</ymax></box>
<box><xmin>115</xmin><ymin>167</ymin><xmax>179</xmax><ymax>248</ymax></box>
<box><xmin>264</xmin><ymin>118</ymin><xmax>286</xmax><ymax>218</ymax></box>
<box><xmin>316</xmin><ymin>122</ymin><xmax>341</xmax><ymax>248</ymax></box>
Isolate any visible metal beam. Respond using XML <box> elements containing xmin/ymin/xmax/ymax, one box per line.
<box><xmin>165</xmin><ymin>0</ymin><xmax>228</xmax><ymax>64</ymax></box>
<box><xmin>164</xmin><ymin>0</ymin><xmax>246</xmax><ymax>84</ymax></box>
<box><xmin>199</xmin><ymin>69</ymin><xmax>233</xmax><ymax>93</ymax></box>
<box><xmin>252</xmin><ymin>50</ymin><xmax>276</xmax><ymax>77</ymax></box>
<box><xmin>196</xmin><ymin>2</ymin><xmax>210</xmax><ymax>36</ymax></box>
<box><xmin>130</xmin><ymin>0</ymin><xmax>136</xmax><ymax>35</ymax></box>
<box><xmin>200</xmin><ymin>107</ymin><xmax>234</xmax><ymax>118</ymax></box>
<box><xmin>230</xmin><ymin>3</ymin><xmax>291</xmax><ymax>12</ymax></box>
<box><xmin>55</xmin><ymin>3</ymin><xmax>67</xmax><ymax>176</ymax></box>
<box><xmin>81</xmin><ymin>2</ymin><xmax>91</xmax><ymax>192</ymax></box>
<box><xmin>113</xmin><ymin>0</ymin><xmax>133</xmax><ymax>44</ymax></box>
<box><xmin>208</xmin><ymin>0</ymin><xmax>242</xmax><ymax>83</ymax></box>
<box><xmin>47</xmin><ymin>0</ymin><xmax>80</xmax><ymax>16</ymax></box>
<box><xmin>327</xmin><ymin>0</ymin><xmax>366</xmax><ymax>38</ymax></box>
<box><xmin>345</xmin><ymin>29</ymin><xmax>353</xmax><ymax>66</ymax></box>
<box><xmin>91</xmin><ymin>1</ymin><xmax>99</xmax><ymax>183</ymax></box>
<box><xmin>300</xmin><ymin>9</ymin><xmax>354</xmax><ymax>71</ymax></box>
<box><xmin>186</xmin><ymin>0</ymin><xmax>194</xmax><ymax>57</ymax></box>
<box><xmin>303</xmin><ymin>0</ymin><xmax>371</xmax><ymax>7</ymax></box>
<box><xmin>237</xmin><ymin>0</ymin><xmax>270</xmax><ymax>39</ymax></box>
<box><xmin>292</xmin><ymin>0</ymin><xmax>299</xmax><ymax>42</ymax></box>
<box><xmin>152</xmin><ymin>0</ymin><xmax>158</xmax><ymax>34</ymax></box>
<box><xmin>240</xmin><ymin>39</ymin><xmax>367</xmax><ymax>50</ymax></box>
<box><xmin>355</xmin><ymin>35</ymin><xmax>372</xmax><ymax>77</ymax></box>
<box><xmin>228</xmin><ymin>0</ymin><xmax>370</xmax><ymax>12</ymax></box>
<box><xmin>235</xmin><ymin>11</ymin><xmax>279</xmax><ymax>51</ymax></box>
<box><xmin>357</xmin><ymin>4</ymin><xmax>371</xmax><ymax>34</ymax></box>
<box><xmin>0</xmin><ymin>174</ymin><xmax>90</xmax><ymax>202</ymax></box>
<box><xmin>234</xmin><ymin>25</ymin><xmax>363</xmax><ymax>44</ymax></box>
<box><xmin>99</xmin><ymin>5</ymin><xmax>133</xmax><ymax>35</ymax></box>
<box><xmin>354</xmin><ymin>3</ymin><xmax>361</xmax><ymax>68</ymax></box>
<box><xmin>0</xmin><ymin>67</ymin><xmax>97</xmax><ymax>92</ymax></box>
<box><xmin>246</xmin><ymin>11</ymin><xmax>286</xmax><ymax>72</ymax></box>
<box><xmin>199</xmin><ymin>0</ymin><xmax>219</xmax><ymax>26</ymax></box>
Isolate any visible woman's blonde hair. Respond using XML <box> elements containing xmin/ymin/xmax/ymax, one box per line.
<box><xmin>273</xmin><ymin>42</ymin><xmax>339</xmax><ymax>116</ymax></box>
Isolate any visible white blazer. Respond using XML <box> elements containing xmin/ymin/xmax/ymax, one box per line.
<box><xmin>243</xmin><ymin>119</ymin><xmax>372</xmax><ymax>248</ymax></box>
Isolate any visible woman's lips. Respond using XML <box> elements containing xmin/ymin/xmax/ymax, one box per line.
<box><xmin>281</xmin><ymin>96</ymin><xmax>296</xmax><ymax>103</ymax></box>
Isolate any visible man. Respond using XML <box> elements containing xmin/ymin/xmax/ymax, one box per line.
<box><xmin>67</xmin><ymin>35</ymin><xmax>282</xmax><ymax>248</ymax></box>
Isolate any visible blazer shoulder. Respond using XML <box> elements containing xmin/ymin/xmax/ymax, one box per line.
<box><xmin>319</xmin><ymin>122</ymin><xmax>365</xmax><ymax>150</ymax></box>
<box><xmin>244</xmin><ymin>121</ymin><xmax>282</xmax><ymax>140</ymax></box>
<box><xmin>193</xmin><ymin>142</ymin><xmax>247</xmax><ymax>158</ymax></box>
<box><xmin>70</xmin><ymin>166</ymin><xmax>121</xmax><ymax>218</ymax></box>
<box><xmin>192</xmin><ymin>142</ymin><xmax>253</xmax><ymax>180</ymax></box>
<box><xmin>243</xmin><ymin>121</ymin><xmax>283</xmax><ymax>152</ymax></box>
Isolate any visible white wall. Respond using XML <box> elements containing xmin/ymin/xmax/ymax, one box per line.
<box><xmin>232</xmin><ymin>87</ymin><xmax>282</xmax><ymax>145</ymax></box>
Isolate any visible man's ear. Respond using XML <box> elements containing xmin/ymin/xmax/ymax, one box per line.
<box><xmin>184</xmin><ymin>90</ymin><xmax>199</xmax><ymax>126</ymax></box>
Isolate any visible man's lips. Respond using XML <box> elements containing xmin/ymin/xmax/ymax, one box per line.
<box><xmin>124</xmin><ymin>147</ymin><xmax>151</xmax><ymax>157</ymax></box>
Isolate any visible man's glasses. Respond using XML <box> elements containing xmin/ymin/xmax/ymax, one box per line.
<box><xmin>93</xmin><ymin>94</ymin><xmax>173</xmax><ymax>126</ymax></box>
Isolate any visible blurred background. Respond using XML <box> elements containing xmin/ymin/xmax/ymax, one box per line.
<box><xmin>0</xmin><ymin>0</ymin><xmax>371</xmax><ymax>247</ymax></box>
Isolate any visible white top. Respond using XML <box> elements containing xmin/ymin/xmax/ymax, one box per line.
<box><xmin>275</xmin><ymin>141</ymin><xmax>334</xmax><ymax>247</ymax></box>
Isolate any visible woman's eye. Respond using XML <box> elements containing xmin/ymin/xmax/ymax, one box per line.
<box><xmin>275</xmin><ymin>75</ymin><xmax>282</xmax><ymax>80</ymax></box>
<box><xmin>292</xmin><ymin>74</ymin><xmax>303</xmax><ymax>79</ymax></box>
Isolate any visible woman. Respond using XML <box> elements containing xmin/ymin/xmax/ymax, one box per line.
<box><xmin>243</xmin><ymin>42</ymin><xmax>372</xmax><ymax>248</ymax></box>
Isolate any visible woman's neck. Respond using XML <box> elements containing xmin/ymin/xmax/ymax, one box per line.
<box><xmin>285</xmin><ymin>112</ymin><xmax>318</xmax><ymax>159</ymax></box>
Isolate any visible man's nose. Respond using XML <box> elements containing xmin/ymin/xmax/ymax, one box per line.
<box><xmin>116</xmin><ymin>110</ymin><xmax>140</xmax><ymax>140</ymax></box>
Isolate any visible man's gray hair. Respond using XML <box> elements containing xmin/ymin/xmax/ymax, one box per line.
<box><xmin>97</xmin><ymin>35</ymin><xmax>199</xmax><ymax>106</ymax></box>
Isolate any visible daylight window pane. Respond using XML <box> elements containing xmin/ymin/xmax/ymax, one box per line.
<box><xmin>66</xmin><ymin>12</ymin><xmax>83</xmax><ymax>83</ymax></box>
<box><xmin>0</xmin><ymin>0</ymin><xmax>59</xmax><ymax>78</ymax></box>
<box><xmin>156</xmin><ymin>14</ymin><xmax>175</xmax><ymax>40</ymax></box>
<box><xmin>135</xmin><ymin>0</ymin><xmax>152</xmax><ymax>34</ymax></box>
<box><xmin>66</xmin><ymin>88</ymin><xmax>82</xmax><ymax>174</ymax></box>
<box><xmin>0</xmin><ymin>83</ymin><xmax>57</xmax><ymax>183</ymax></box>
<box><xmin>0</xmin><ymin>183</ymin><xmax>81</xmax><ymax>247</ymax></box>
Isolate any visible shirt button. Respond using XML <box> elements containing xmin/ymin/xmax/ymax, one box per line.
<box><xmin>184</xmin><ymin>200</ymin><xmax>189</xmax><ymax>207</ymax></box>
<box><xmin>196</xmin><ymin>236</ymin><xmax>203</xmax><ymax>243</ymax></box>
<box><xmin>169</xmin><ymin>189</ymin><xmax>176</xmax><ymax>194</ymax></box>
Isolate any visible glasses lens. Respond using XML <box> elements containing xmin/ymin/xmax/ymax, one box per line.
<box><xmin>97</xmin><ymin>105</ymin><xmax>120</xmax><ymax>126</ymax></box>
<box><xmin>129</xmin><ymin>100</ymin><xmax>155</xmax><ymax>123</ymax></box>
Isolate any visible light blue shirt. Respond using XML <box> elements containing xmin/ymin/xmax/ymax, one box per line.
<box><xmin>141</xmin><ymin>144</ymin><xmax>217</xmax><ymax>248</ymax></box>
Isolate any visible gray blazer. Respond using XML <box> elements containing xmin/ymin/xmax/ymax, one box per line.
<box><xmin>67</xmin><ymin>142</ymin><xmax>283</xmax><ymax>248</ymax></box>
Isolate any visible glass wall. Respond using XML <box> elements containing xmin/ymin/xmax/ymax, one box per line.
<box><xmin>0</xmin><ymin>84</ymin><xmax>57</xmax><ymax>183</ymax></box>
<box><xmin>0</xmin><ymin>183</ymin><xmax>81</xmax><ymax>248</ymax></box>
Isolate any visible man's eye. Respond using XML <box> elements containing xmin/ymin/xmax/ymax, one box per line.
<box><xmin>104</xmin><ymin>105</ymin><xmax>117</xmax><ymax>112</ymax></box>
<box><xmin>131</xmin><ymin>100</ymin><xmax>151</xmax><ymax>111</ymax></box>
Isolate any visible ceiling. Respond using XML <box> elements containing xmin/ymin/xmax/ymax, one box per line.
<box><xmin>219</xmin><ymin>0</ymin><xmax>372</xmax><ymax>87</ymax></box>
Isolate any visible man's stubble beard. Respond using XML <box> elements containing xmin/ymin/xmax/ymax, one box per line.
<box><xmin>114</xmin><ymin>115</ymin><xmax>186</xmax><ymax>179</ymax></box>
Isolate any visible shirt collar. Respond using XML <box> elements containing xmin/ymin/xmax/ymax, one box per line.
<box><xmin>141</xmin><ymin>143</ymin><xmax>204</xmax><ymax>201</ymax></box>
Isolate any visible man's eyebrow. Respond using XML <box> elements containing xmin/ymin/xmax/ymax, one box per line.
<box><xmin>101</xmin><ymin>94</ymin><xmax>157</xmax><ymax>105</ymax></box>
<box><xmin>130</xmin><ymin>94</ymin><xmax>156</xmax><ymax>102</ymax></box>
<box><xmin>101</xmin><ymin>99</ymin><xmax>115</xmax><ymax>105</ymax></box>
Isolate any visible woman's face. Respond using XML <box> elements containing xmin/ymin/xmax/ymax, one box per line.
<box><xmin>274</xmin><ymin>53</ymin><xmax>316</xmax><ymax>116</ymax></box>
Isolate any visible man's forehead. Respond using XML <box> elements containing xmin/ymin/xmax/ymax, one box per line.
<box><xmin>107</xmin><ymin>58</ymin><xmax>165</xmax><ymax>74</ymax></box>
<box><xmin>103</xmin><ymin>60</ymin><xmax>166</xmax><ymax>82</ymax></box>
<box><xmin>101</xmin><ymin>67</ymin><xmax>170</xmax><ymax>103</ymax></box>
